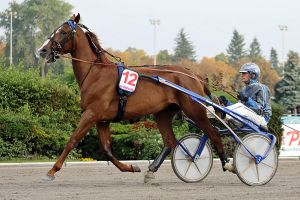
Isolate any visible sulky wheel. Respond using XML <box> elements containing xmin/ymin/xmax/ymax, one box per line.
<box><xmin>171</xmin><ymin>133</ymin><xmax>213</xmax><ymax>183</ymax></box>
<box><xmin>234</xmin><ymin>133</ymin><xmax>278</xmax><ymax>186</ymax></box>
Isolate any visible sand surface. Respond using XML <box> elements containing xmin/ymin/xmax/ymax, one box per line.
<box><xmin>0</xmin><ymin>159</ymin><xmax>299</xmax><ymax>200</ymax></box>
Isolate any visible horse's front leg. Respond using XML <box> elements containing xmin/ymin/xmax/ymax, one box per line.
<box><xmin>43</xmin><ymin>110</ymin><xmax>96</xmax><ymax>181</ymax></box>
<box><xmin>96</xmin><ymin>122</ymin><xmax>141</xmax><ymax>172</ymax></box>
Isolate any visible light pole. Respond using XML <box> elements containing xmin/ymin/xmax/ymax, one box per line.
<box><xmin>278</xmin><ymin>25</ymin><xmax>288</xmax><ymax>71</ymax></box>
<box><xmin>149</xmin><ymin>19</ymin><xmax>160</xmax><ymax>66</ymax></box>
<box><xmin>8</xmin><ymin>10</ymin><xmax>18</xmax><ymax>65</ymax></box>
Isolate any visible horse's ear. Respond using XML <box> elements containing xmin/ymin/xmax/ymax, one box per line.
<box><xmin>70</xmin><ymin>14</ymin><xmax>76</xmax><ymax>20</ymax></box>
<box><xmin>74</xmin><ymin>13</ymin><xmax>80</xmax><ymax>23</ymax></box>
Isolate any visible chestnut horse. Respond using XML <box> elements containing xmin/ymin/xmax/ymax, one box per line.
<box><xmin>38</xmin><ymin>14</ymin><xmax>228</xmax><ymax>182</ymax></box>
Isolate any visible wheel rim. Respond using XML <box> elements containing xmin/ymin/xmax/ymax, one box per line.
<box><xmin>234</xmin><ymin>134</ymin><xmax>278</xmax><ymax>186</ymax></box>
<box><xmin>172</xmin><ymin>135</ymin><xmax>213</xmax><ymax>182</ymax></box>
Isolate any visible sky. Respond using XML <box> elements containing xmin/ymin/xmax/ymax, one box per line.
<box><xmin>0</xmin><ymin>0</ymin><xmax>299</xmax><ymax>62</ymax></box>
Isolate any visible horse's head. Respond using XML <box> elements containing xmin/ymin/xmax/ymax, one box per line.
<box><xmin>38</xmin><ymin>14</ymin><xmax>81</xmax><ymax>63</ymax></box>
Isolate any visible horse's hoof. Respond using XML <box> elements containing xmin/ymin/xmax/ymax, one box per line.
<box><xmin>144</xmin><ymin>170</ymin><xmax>155</xmax><ymax>183</ymax></box>
<box><xmin>131</xmin><ymin>164</ymin><xmax>141</xmax><ymax>172</ymax></box>
<box><xmin>223</xmin><ymin>163</ymin><xmax>236</xmax><ymax>174</ymax></box>
<box><xmin>42</xmin><ymin>174</ymin><xmax>55</xmax><ymax>181</ymax></box>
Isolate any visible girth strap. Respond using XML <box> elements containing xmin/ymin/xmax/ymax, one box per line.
<box><xmin>114</xmin><ymin>95</ymin><xmax>128</xmax><ymax>122</ymax></box>
<box><xmin>113</xmin><ymin>62</ymin><xmax>134</xmax><ymax>122</ymax></box>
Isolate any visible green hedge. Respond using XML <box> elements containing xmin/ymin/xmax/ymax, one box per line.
<box><xmin>0</xmin><ymin>107</ymin><xmax>70</xmax><ymax>158</ymax></box>
<box><xmin>0</xmin><ymin>67</ymin><xmax>80</xmax><ymax>122</ymax></box>
<box><xmin>268</xmin><ymin>103</ymin><xmax>284</xmax><ymax>152</ymax></box>
<box><xmin>0</xmin><ymin>67</ymin><xmax>81</xmax><ymax>159</ymax></box>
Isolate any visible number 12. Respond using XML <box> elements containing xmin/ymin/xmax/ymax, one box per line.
<box><xmin>123</xmin><ymin>71</ymin><xmax>138</xmax><ymax>86</ymax></box>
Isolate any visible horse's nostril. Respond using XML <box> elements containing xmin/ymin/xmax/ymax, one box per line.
<box><xmin>39</xmin><ymin>48</ymin><xmax>48</xmax><ymax>57</ymax></box>
<box><xmin>40</xmin><ymin>48</ymin><xmax>47</xmax><ymax>53</ymax></box>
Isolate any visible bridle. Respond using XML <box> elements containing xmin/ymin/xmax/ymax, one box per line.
<box><xmin>48</xmin><ymin>20</ymin><xmax>77</xmax><ymax>62</ymax></box>
<box><xmin>47</xmin><ymin>20</ymin><xmax>122</xmax><ymax>64</ymax></box>
<box><xmin>46</xmin><ymin>19</ymin><xmax>122</xmax><ymax>87</ymax></box>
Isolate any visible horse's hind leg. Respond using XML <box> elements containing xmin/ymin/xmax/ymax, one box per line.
<box><xmin>96</xmin><ymin>122</ymin><xmax>141</xmax><ymax>172</ymax></box>
<box><xmin>182</xmin><ymin>104</ymin><xmax>230</xmax><ymax>170</ymax></box>
<box><xmin>145</xmin><ymin>107</ymin><xmax>177</xmax><ymax>182</ymax></box>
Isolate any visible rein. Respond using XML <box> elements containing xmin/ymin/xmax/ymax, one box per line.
<box><xmin>59</xmin><ymin>54</ymin><xmax>113</xmax><ymax>66</ymax></box>
<box><xmin>59</xmin><ymin>54</ymin><xmax>210</xmax><ymax>85</ymax></box>
<box><xmin>58</xmin><ymin>54</ymin><xmax>115</xmax><ymax>87</ymax></box>
<box><xmin>211</xmin><ymin>82</ymin><xmax>238</xmax><ymax>100</ymax></box>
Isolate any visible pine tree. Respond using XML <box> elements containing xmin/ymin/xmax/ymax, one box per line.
<box><xmin>248</xmin><ymin>37</ymin><xmax>262</xmax><ymax>62</ymax></box>
<box><xmin>294</xmin><ymin>68</ymin><xmax>300</xmax><ymax>114</ymax></box>
<box><xmin>173</xmin><ymin>28</ymin><xmax>196</xmax><ymax>62</ymax></box>
<box><xmin>226</xmin><ymin>29</ymin><xmax>246</xmax><ymax>66</ymax></box>
<box><xmin>275</xmin><ymin>51</ymin><xmax>300</xmax><ymax>114</ymax></box>
<box><xmin>270</xmin><ymin>48</ymin><xmax>279</xmax><ymax>68</ymax></box>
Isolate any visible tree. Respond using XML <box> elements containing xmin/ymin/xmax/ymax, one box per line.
<box><xmin>0</xmin><ymin>39</ymin><xmax>5</xmax><ymax>58</ymax></box>
<box><xmin>248</xmin><ymin>37</ymin><xmax>263</xmax><ymax>62</ymax></box>
<box><xmin>226</xmin><ymin>29</ymin><xmax>246</xmax><ymax>66</ymax></box>
<box><xmin>0</xmin><ymin>0</ymin><xmax>72</xmax><ymax>73</ymax></box>
<box><xmin>215</xmin><ymin>52</ymin><xmax>229</xmax><ymax>64</ymax></box>
<box><xmin>173</xmin><ymin>28</ymin><xmax>196</xmax><ymax>62</ymax></box>
<box><xmin>198</xmin><ymin>57</ymin><xmax>237</xmax><ymax>86</ymax></box>
<box><xmin>107</xmin><ymin>47</ymin><xmax>152</xmax><ymax>66</ymax></box>
<box><xmin>270</xmin><ymin>48</ymin><xmax>279</xmax><ymax>68</ymax></box>
<box><xmin>275</xmin><ymin>51</ymin><xmax>300</xmax><ymax>114</ymax></box>
<box><xmin>156</xmin><ymin>49</ymin><xmax>171</xmax><ymax>65</ymax></box>
<box><xmin>255</xmin><ymin>58</ymin><xmax>280</xmax><ymax>94</ymax></box>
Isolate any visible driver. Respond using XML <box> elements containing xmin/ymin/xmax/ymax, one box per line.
<box><xmin>222</xmin><ymin>63</ymin><xmax>272</xmax><ymax>129</ymax></box>
<box><xmin>220</xmin><ymin>63</ymin><xmax>272</xmax><ymax>172</ymax></box>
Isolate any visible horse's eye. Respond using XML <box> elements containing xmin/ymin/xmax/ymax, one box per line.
<box><xmin>61</xmin><ymin>31</ymin><xmax>67</xmax><ymax>36</ymax></box>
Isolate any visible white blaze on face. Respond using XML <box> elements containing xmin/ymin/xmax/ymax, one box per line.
<box><xmin>38</xmin><ymin>38</ymin><xmax>50</xmax><ymax>52</ymax></box>
<box><xmin>41</xmin><ymin>39</ymin><xmax>50</xmax><ymax>48</ymax></box>
<box><xmin>39</xmin><ymin>26</ymin><xmax>63</xmax><ymax>50</ymax></box>
<box><xmin>55</xmin><ymin>26</ymin><xmax>63</xmax><ymax>34</ymax></box>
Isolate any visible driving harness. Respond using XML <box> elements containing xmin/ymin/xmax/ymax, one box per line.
<box><xmin>114</xmin><ymin>62</ymin><xmax>138</xmax><ymax>122</ymax></box>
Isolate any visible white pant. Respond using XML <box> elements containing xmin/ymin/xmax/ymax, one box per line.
<box><xmin>225</xmin><ymin>103</ymin><xmax>267</xmax><ymax>128</ymax></box>
<box><xmin>206</xmin><ymin>103</ymin><xmax>267</xmax><ymax>128</ymax></box>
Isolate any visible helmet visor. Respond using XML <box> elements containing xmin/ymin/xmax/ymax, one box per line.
<box><xmin>239</xmin><ymin>69</ymin><xmax>248</xmax><ymax>73</ymax></box>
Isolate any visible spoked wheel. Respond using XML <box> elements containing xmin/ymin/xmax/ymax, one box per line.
<box><xmin>234</xmin><ymin>133</ymin><xmax>278</xmax><ymax>186</ymax></box>
<box><xmin>171</xmin><ymin>133</ymin><xmax>213</xmax><ymax>183</ymax></box>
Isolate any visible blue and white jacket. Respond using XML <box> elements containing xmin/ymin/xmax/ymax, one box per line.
<box><xmin>239</xmin><ymin>81</ymin><xmax>272</xmax><ymax>122</ymax></box>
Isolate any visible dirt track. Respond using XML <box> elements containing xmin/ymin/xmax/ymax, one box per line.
<box><xmin>0</xmin><ymin>159</ymin><xmax>299</xmax><ymax>200</ymax></box>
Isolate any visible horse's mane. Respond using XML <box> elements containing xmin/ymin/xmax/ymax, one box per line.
<box><xmin>84</xmin><ymin>31</ymin><xmax>115</xmax><ymax>63</ymax></box>
<box><xmin>85</xmin><ymin>31</ymin><xmax>102</xmax><ymax>56</ymax></box>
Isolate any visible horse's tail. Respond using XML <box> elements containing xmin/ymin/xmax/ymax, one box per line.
<box><xmin>203</xmin><ymin>77</ymin><xmax>212</xmax><ymax>99</ymax></box>
<box><xmin>193</xmin><ymin>74</ymin><xmax>212</xmax><ymax>99</ymax></box>
<box><xmin>200</xmin><ymin>75</ymin><xmax>223</xmax><ymax>118</ymax></box>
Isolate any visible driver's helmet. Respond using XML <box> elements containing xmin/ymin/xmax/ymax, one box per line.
<box><xmin>239</xmin><ymin>63</ymin><xmax>260</xmax><ymax>80</ymax></box>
